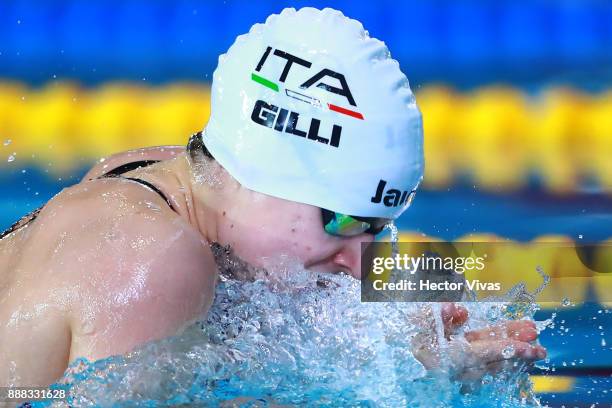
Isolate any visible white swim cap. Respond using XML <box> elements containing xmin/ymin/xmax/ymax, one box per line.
<box><xmin>202</xmin><ymin>7</ymin><xmax>424</xmax><ymax>219</ymax></box>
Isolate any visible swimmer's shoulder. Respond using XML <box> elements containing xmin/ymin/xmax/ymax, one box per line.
<box><xmin>2</xmin><ymin>176</ymin><xmax>218</xmax><ymax>367</ymax></box>
<box><xmin>43</xmin><ymin>181</ymin><xmax>217</xmax><ymax>349</ymax></box>
<box><xmin>38</xmin><ymin>175</ymin><xmax>178</xmax><ymax>230</ymax></box>
<box><xmin>30</xmin><ymin>178</ymin><xmax>217</xmax><ymax>291</ymax></box>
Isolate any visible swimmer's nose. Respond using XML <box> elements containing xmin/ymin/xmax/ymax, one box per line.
<box><xmin>333</xmin><ymin>233</ymin><xmax>375</xmax><ymax>279</ymax></box>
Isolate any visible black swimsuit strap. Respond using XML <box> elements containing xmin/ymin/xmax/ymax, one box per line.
<box><xmin>115</xmin><ymin>176</ymin><xmax>177</xmax><ymax>212</ymax></box>
<box><xmin>98</xmin><ymin>160</ymin><xmax>177</xmax><ymax>213</ymax></box>
<box><xmin>98</xmin><ymin>160</ymin><xmax>162</xmax><ymax>178</ymax></box>
<box><xmin>0</xmin><ymin>159</ymin><xmax>177</xmax><ymax>240</ymax></box>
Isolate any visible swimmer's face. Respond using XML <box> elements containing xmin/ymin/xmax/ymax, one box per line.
<box><xmin>213</xmin><ymin>187</ymin><xmax>373</xmax><ymax>279</ymax></box>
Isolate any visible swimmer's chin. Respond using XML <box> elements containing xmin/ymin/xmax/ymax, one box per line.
<box><xmin>211</xmin><ymin>244</ymin><xmax>361</xmax><ymax>281</ymax></box>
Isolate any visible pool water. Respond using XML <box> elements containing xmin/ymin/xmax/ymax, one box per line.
<box><xmin>35</xmin><ymin>261</ymin><xmax>542</xmax><ymax>407</ymax></box>
<box><xmin>2</xmin><ymin>167</ymin><xmax>611</xmax><ymax>407</ymax></box>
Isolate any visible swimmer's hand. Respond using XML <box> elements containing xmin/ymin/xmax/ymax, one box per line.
<box><xmin>413</xmin><ymin>303</ymin><xmax>546</xmax><ymax>383</ymax></box>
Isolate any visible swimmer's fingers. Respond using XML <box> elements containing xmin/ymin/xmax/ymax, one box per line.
<box><xmin>452</xmin><ymin>337</ymin><xmax>544</xmax><ymax>386</ymax></box>
<box><xmin>468</xmin><ymin>339</ymin><xmax>546</xmax><ymax>366</ymax></box>
<box><xmin>455</xmin><ymin>341</ymin><xmax>543</xmax><ymax>383</ymax></box>
<box><xmin>482</xmin><ymin>359</ymin><xmax>531</xmax><ymax>375</ymax></box>
<box><xmin>455</xmin><ymin>359</ymin><xmax>531</xmax><ymax>383</ymax></box>
<box><xmin>465</xmin><ymin>320</ymin><xmax>538</xmax><ymax>343</ymax></box>
<box><xmin>441</xmin><ymin>303</ymin><xmax>469</xmax><ymax>338</ymax></box>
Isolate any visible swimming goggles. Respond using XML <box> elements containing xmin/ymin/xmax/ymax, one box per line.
<box><xmin>321</xmin><ymin>209</ymin><xmax>390</xmax><ymax>237</ymax></box>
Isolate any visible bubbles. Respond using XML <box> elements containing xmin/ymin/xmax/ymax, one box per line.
<box><xmin>561</xmin><ymin>297</ymin><xmax>572</xmax><ymax>307</ymax></box>
<box><xmin>502</xmin><ymin>345</ymin><xmax>515</xmax><ymax>359</ymax></box>
<box><xmin>3</xmin><ymin>139</ymin><xmax>11</xmax><ymax>146</ymax></box>
<box><xmin>55</xmin><ymin>270</ymin><xmax>435</xmax><ymax>406</ymax></box>
<box><xmin>7</xmin><ymin>154</ymin><xmax>15</xmax><ymax>163</ymax></box>
<box><xmin>49</xmin><ymin>246</ymin><xmax>545</xmax><ymax>407</ymax></box>
<box><xmin>536</xmin><ymin>312</ymin><xmax>555</xmax><ymax>333</ymax></box>
<box><xmin>385</xmin><ymin>221</ymin><xmax>404</xmax><ymax>286</ymax></box>
<box><xmin>486</xmin><ymin>304</ymin><xmax>502</xmax><ymax>323</ymax></box>
<box><xmin>386</xmin><ymin>220</ymin><xmax>399</xmax><ymax>243</ymax></box>
<box><xmin>533</xmin><ymin>266</ymin><xmax>550</xmax><ymax>297</ymax></box>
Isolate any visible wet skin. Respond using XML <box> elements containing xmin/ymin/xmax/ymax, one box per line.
<box><xmin>0</xmin><ymin>146</ymin><xmax>545</xmax><ymax>386</ymax></box>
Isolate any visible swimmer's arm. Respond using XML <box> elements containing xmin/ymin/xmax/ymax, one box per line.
<box><xmin>66</xmin><ymin>212</ymin><xmax>216</xmax><ymax>363</ymax></box>
<box><xmin>81</xmin><ymin>146</ymin><xmax>185</xmax><ymax>181</ymax></box>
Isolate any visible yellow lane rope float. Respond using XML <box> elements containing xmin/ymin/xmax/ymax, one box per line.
<box><xmin>0</xmin><ymin>82</ymin><xmax>610</xmax><ymax>192</ymax></box>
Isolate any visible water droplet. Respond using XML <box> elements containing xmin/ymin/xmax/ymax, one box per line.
<box><xmin>104</xmin><ymin>231</ymin><xmax>120</xmax><ymax>242</ymax></box>
<box><xmin>486</xmin><ymin>305</ymin><xmax>501</xmax><ymax>322</ymax></box>
<box><xmin>502</xmin><ymin>345</ymin><xmax>515</xmax><ymax>359</ymax></box>
<box><xmin>144</xmin><ymin>201</ymin><xmax>161</xmax><ymax>212</ymax></box>
<box><xmin>561</xmin><ymin>297</ymin><xmax>571</xmax><ymax>307</ymax></box>
<box><xmin>3</xmin><ymin>139</ymin><xmax>11</xmax><ymax>146</ymax></box>
<box><xmin>602</xmin><ymin>338</ymin><xmax>607</xmax><ymax>347</ymax></box>
<box><xmin>578</xmin><ymin>234</ymin><xmax>583</xmax><ymax>239</ymax></box>
<box><xmin>481</xmin><ymin>374</ymin><xmax>493</xmax><ymax>384</ymax></box>
<box><xmin>7</xmin><ymin>154</ymin><xmax>15</xmax><ymax>163</ymax></box>
<box><xmin>81</xmin><ymin>320</ymin><xmax>95</xmax><ymax>335</ymax></box>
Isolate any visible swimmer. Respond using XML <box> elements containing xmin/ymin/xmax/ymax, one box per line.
<box><xmin>0</xmin><ymin>7</ymin><xmax>545</xmax><ymax>387</ymax></box>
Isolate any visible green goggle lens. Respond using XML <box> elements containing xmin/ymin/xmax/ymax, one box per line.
<box><xmin>321</xmin><ymin>209</ymin><xmax>389</xmax><ymax>237</ymax></box>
